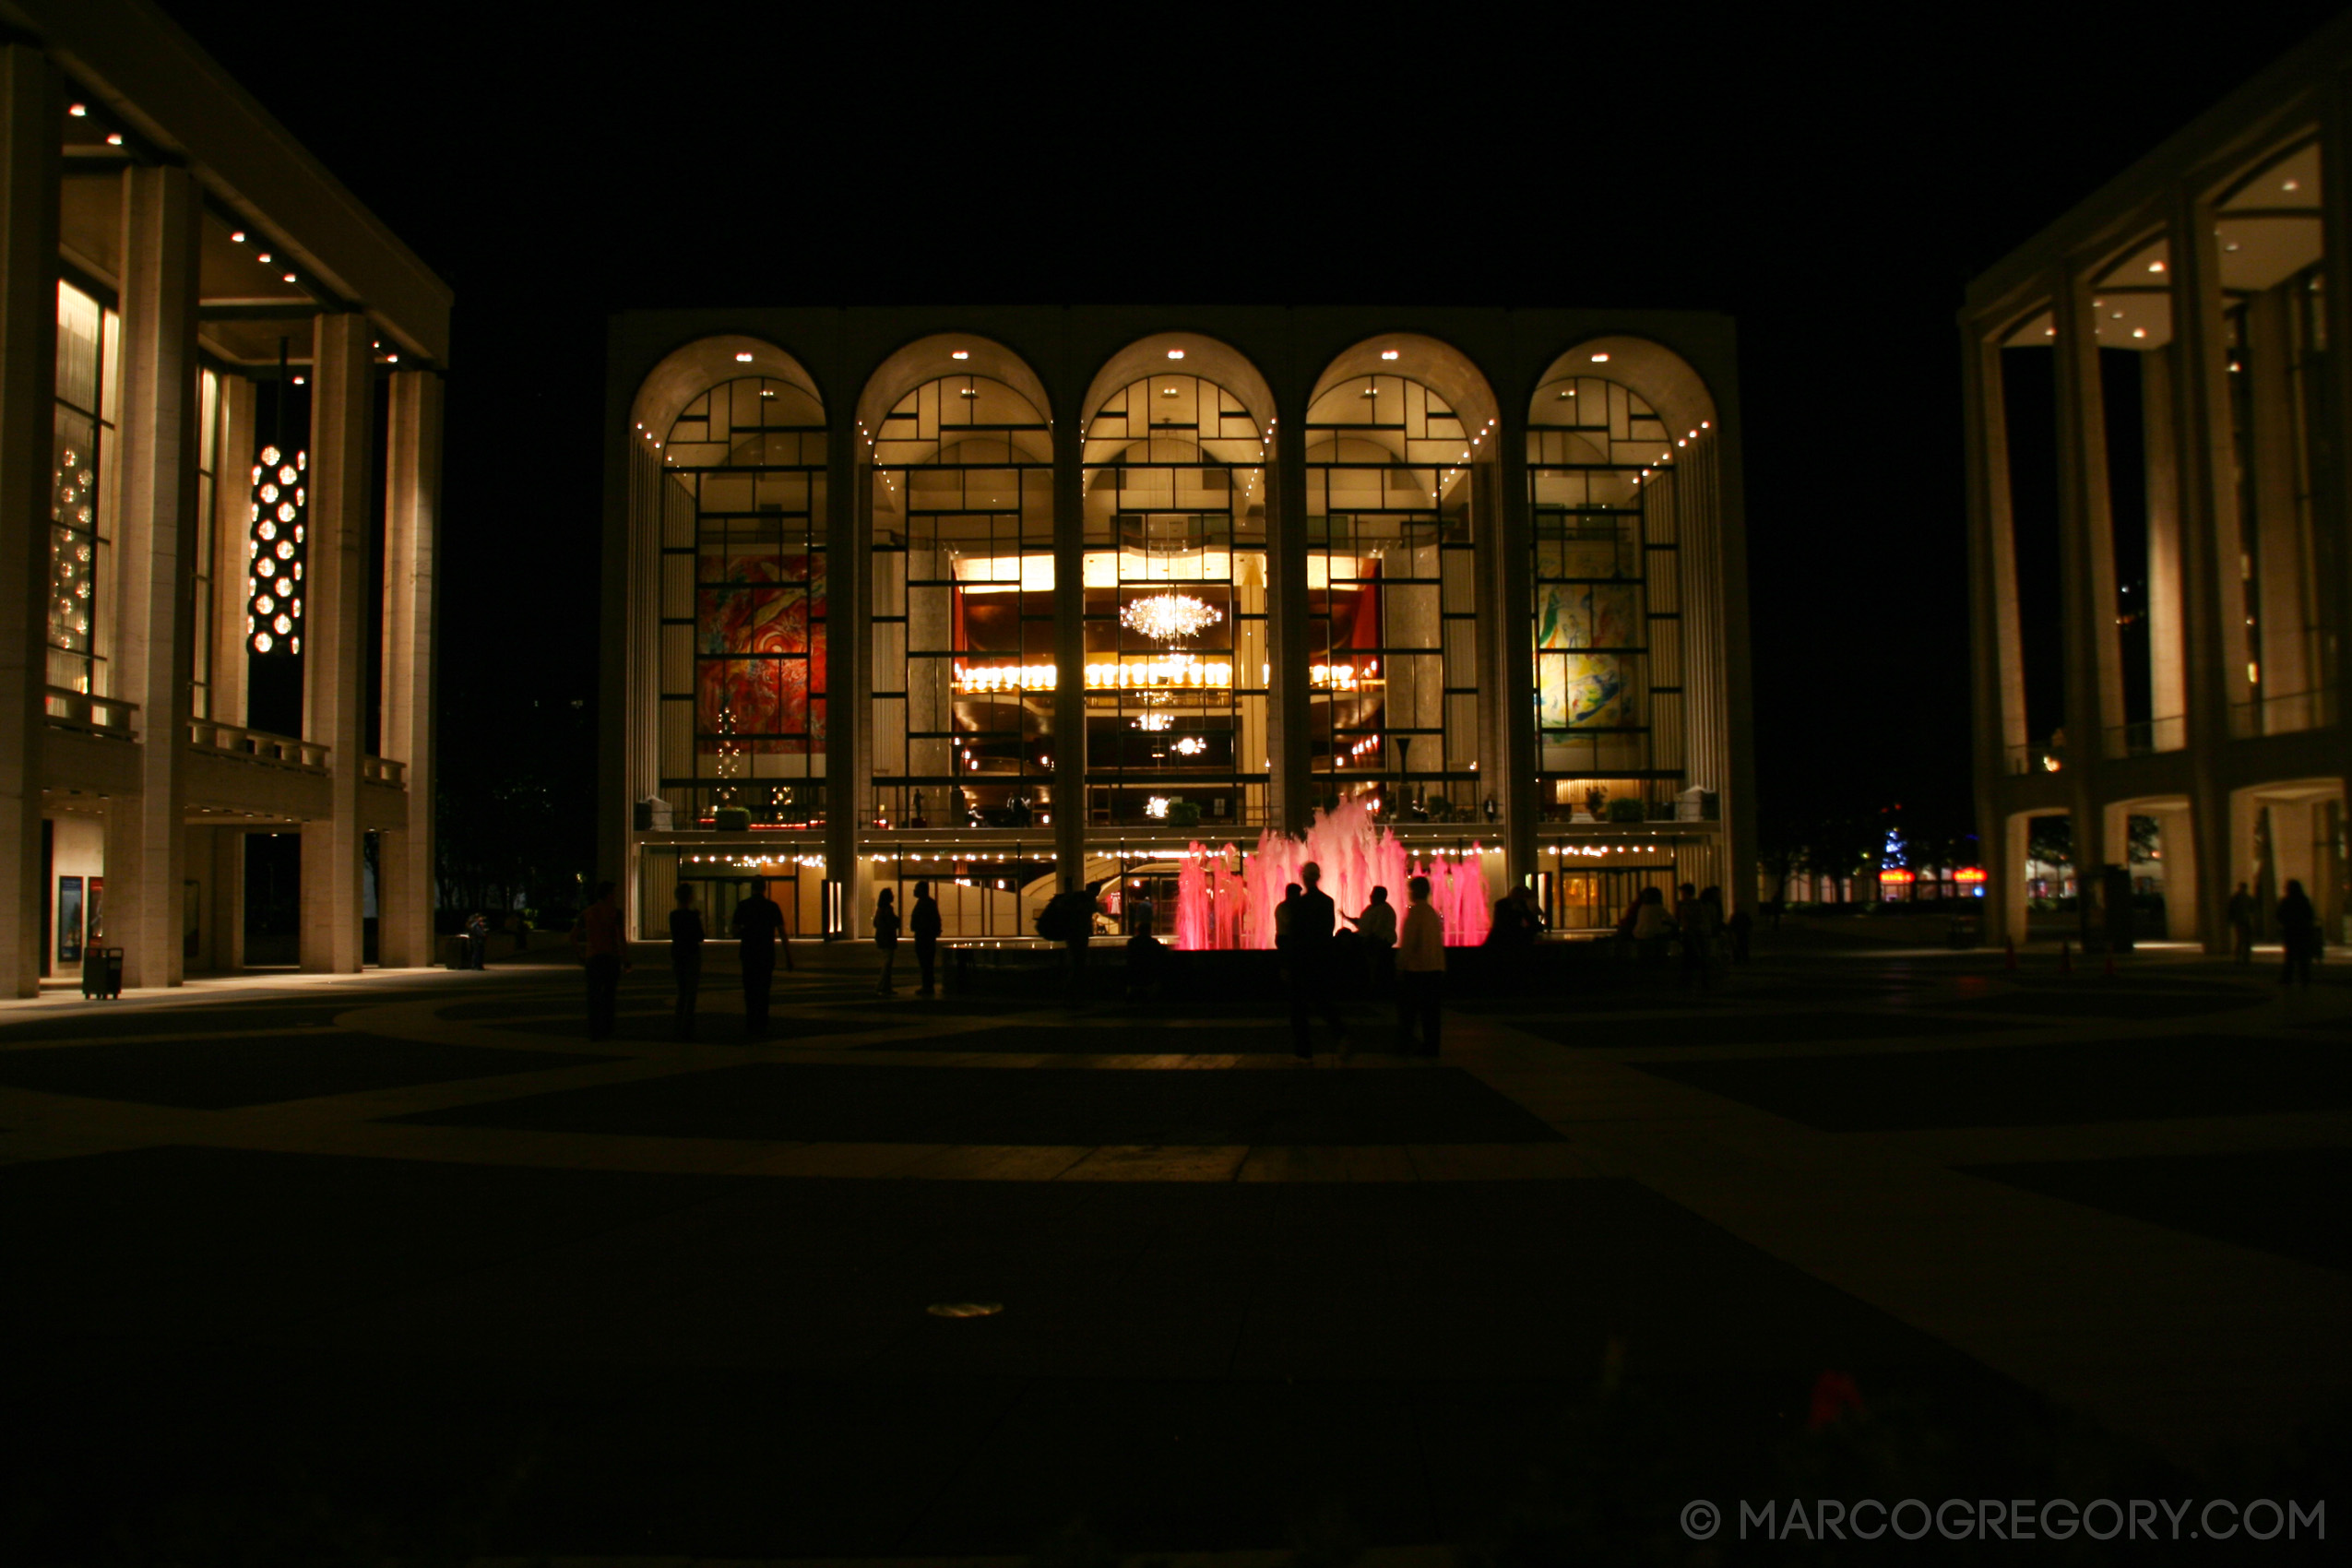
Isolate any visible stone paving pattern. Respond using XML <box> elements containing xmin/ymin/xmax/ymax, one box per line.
<box><xmin>1</xmin><ymin>944</ymin><xmax>2346</xmax><ymax>1561</ymax></box>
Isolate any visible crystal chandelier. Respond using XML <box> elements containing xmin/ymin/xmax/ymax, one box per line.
<box><xmin>1121</xmin><ymin>590</ymin><xmax>1220</xmax><ymax>643</ymax></box>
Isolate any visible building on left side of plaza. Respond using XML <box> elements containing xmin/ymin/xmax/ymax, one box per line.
<box><xmin>0</xmin><ymin>0</ymin><xmax>448</xmax><ymax>994</ymax></box>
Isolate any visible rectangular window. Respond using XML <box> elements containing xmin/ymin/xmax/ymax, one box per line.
<box><xmin>50</xmin><ymin>282</ymin><xmax>119</xmax><ymax>696</ymax></box>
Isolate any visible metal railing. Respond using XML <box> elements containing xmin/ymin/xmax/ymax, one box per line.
<box><xmin>2005</xmin><ymin>742</ymin><xmax>2065</xmax><ymax>777</ymax></box>
<box><xmin>186</xmin><ymin>719</ymin><xmax>329</xmax><ymax>772</ymax></box>
<box><xmin>43</xmin><ymin>686</ymin><xmax>137</xmax><ymax>738</ymax></box>
<box><xmin>2102</xmin><ymin>716</ymin><xmax>2188</xmax><ymax>759</ymax></box>
<box><xmin>2229</xmin><ymin>687</ymin><xmax>2337</xmax><ymax>740</ymax></box>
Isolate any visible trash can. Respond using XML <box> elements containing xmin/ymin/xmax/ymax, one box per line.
<box><xmin>81</xmin><ymin>945</ymin><xmax>124</xmax><ymax>999</ymax></box>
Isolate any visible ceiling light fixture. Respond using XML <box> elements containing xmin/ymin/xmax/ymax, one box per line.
<box><xmin>67</xmin><ymin>103</ymin><xmax>86</xmax><ymax>116</ymax></box>
<box><xmin>1122</xmin><ymin>591</ymin><xmax>1221</xmax><ymax>643</ymax></box>
<box><xmin>1166</xmin><ymin>348</ymin><xmax>1184</xmax><ymax>360</ymax></box>
<box><xmin>1380</xmin><ymin>349</ymin><xmax>1399</xmax><ymax>361</ymax></box>
<box><xmin>104</xmin><ymin>132</ymin><xmax>123</xmax><ymax>146</ymax></box>
<box><xmin>951</xmin><ymin>350</ymin><xmax>970</xmax><ymax>360</ymax></box>
<box><xmin>734</xmin><ymin>351</ymin><xmax>753</xmax><ymax>362</ymax></box>
<box><xmin>1590</xmin><ymin>351</ymin><xmax>1610</xmax><ymax>362</ymax></box>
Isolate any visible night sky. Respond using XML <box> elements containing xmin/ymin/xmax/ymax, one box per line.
<box><xmin>156</xmin><ymin>0</ymin><xmax>2352</xmax><ymax>869</ymax></box>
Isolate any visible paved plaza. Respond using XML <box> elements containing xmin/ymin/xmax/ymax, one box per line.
<box><xmin>2</xmin><ymin>943</ymin><xmax>2346</xmax><ymax>1563</ymax></box>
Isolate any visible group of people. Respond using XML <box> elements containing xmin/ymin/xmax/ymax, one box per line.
<box><xmin>1275</xmin><ymin>862</ymin><xmax>1449</xmax><ymax>1060</ymax></box>
<box><xmin>1614</xmin><ymin>882</ymin><xmax>1746</xmax><ymax>990</ymax></box>
<box><xmin>2225</xmin><ymin>877</ymin><xmax>2327</xmax><ymax>985</ymax></box>
<box><xmin>564</xmin><ymin>876</ymin><xmax>799</xmax><ymax>1042</ymax></box>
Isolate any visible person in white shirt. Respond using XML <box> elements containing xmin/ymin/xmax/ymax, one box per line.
<box><xmin>1396</xmin><ymin>874</ymin><xmax>1445</xmax><ymax>1055</ymax></box>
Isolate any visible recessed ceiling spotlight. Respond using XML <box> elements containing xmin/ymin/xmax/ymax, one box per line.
<box><xmin>1380</xmin><ymin>349</ymin><xmax>1399</xmax><ymax>361</ymax></box>
<box><xmin>1590</xmin><ymin>351</ymin><xmax>1610</xmax><ymax>362</ymax></box>
<box><xmin>2284</xmin><ymin>178</ymin><xmax>2300</xmax><ymax>192</ymax></box>
<box><xmin>734</xmin><ymin>351</ymin><xmax>753</xmax><ymax>362</ymax></box>
<box><xmin>230</xmin><ymin>230</ymin><xmax>245</xmax><ymax>243</ymax></box>
<box><xmin>256</xmin><ymin>252</ymin><xmax>271</xmax><ymax>262</ymax></box>
<box><xmin>104</xmin><ymin>132</ymin><xmax>123</xmax><ymax>146</ymax></box>
<box><xmin>67</xmin><ymin>102</ymin><xmax>86</xmax><ymax>116</ymax></box>
<box><xmin>281</xmin><ymin>272</ymin><xmax>296</xmax><ymax>282</ymax></box>
<box><xmin>1166</xmin><ymin>348</ymin><xmax>1184</xmax><ymax>360</ymax></box>
<box><xmin>2148</xmin><ymin>259</ymin><xmax>2167</xmax><ymax>273</ymax></box>
<box><xmin>950</xmin><ymin>350</ymin><xmax>969</xmax><ymax>360</ymax></box>
<box><xmin>2132</xmin><ymin>327</ymin><xmax>2148</xmax><ymax>339</ymax></box>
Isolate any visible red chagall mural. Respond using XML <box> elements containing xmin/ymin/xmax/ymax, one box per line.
<box><xmin>697</xmin><ymin>551</ymin><xmax>826</xmax><ymax>754</ymax></box>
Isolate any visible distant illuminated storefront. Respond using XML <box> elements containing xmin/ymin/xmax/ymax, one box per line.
<box><xmin>606</xmin><ymin>313</ymin><xmax>1751</xmax><ymax>940</ymax></box>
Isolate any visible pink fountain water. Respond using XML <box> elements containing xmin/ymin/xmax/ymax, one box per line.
<box><xmin>1172</xmin><ymin>799</ymin><xmax>1492</xmax><ymax>950</ymax></box>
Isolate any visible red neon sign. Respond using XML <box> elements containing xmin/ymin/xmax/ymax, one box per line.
<box><xmin>1879</xmin><ymin>868</ymin><xmax>1915</xmax><ymax>885</ymax></box>
<box><xmin>1954</xmin><ymin>866</ymin><xmax>1988</xmax><ymax>885</ymax></box>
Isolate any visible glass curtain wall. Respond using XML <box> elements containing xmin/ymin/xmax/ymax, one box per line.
<box><xmin>656</xmin><ymin>376</ymin><xmax>830</xmax><ymax>828</ymax></box>
<box><xmin>1527</xmin><ymin>375</ymin><xmax>1683</xmax><ymax>817</ymax></box>
<box><xmin>50</xmin><ymin>281</ymin><xmax>119</xmax><ymax>697</ymax></box>
<box><xmin>1302</xmin><ymin>374</ymin><xmax>1480</xmax><ymax>819</ymax></box>
<box><xmin>2217</xmin><ymin>139</ymin><xmax>2333</xmax><ymax>735</ymax></box>
<box><xmin>870</xmin><ymin>374</ymin><xmax>1055</xmax><ymax>829</ymax></box>
<box><xmin>1081</xmin><ymin>374</ymin><xmax>1269</xmax><ymax>830</ymax></box>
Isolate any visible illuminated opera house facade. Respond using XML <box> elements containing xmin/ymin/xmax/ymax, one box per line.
<box><xmin>601</xmin><ymin>310</ymin><xmax>1752</xmax><ymax>940</ymax></box>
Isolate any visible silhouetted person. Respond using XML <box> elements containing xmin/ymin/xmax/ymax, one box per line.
<box><xmin>2277</xmin><ymin>878</ymin><xmax>2319</xmax><ymax>986</ymax></box>
<box><xmin>910</xmin><ymin>879</ymin><xmax>942</xmax><ymax>996</ymax></box>
<box><xmin>1674</xmin><ymin>882</ymin><xmax>1709</xmax><ymax>992</ymax></box>
<box><xmin>873</xmin><ymin>888</ymin><xmax>901</xmax><ymax>994</ymax></box>
<box><xmin>1128</xmin><ymin>885</ymin><xmax>1156</xmax><ymax>937</ymax></box>
<box><xmin>669</xmin><ymin>883</ymin><xmax>705</xmax><ymax>1039</ymax></box>
<box><xmin>732</xmin><ymin>875</ymin><xmax>785</xmax><ymax>1038</ymax></box>
<box><xmin>1632</xmin><ymin>885</ymin><xmax>1674</xmax><ymax>964</ymax></box>
<box><xmin>1044</xmin><ymin>880</ymin><xmax>1100</xmax><ymax>992</ymax></box>
<box><xmin>571</xmin><ymin>881</ymin><xmax>624</xmax><ymax>1040</ymax></box>
<box><xmin>464</xmin><ymin>910</ymin><xmax>489</xmax><ymax>969</ymax></box>
<box><xmin>1396</xmin><ymin>874</ymin><xmax>1445</xmax><ymax>1055</ymax></box>
<box><xmin>1350</xmin><ymin>885</ymin><xmax>1397</xmax><ymax>995</ymax></box>
<box><xmin>1699</xmin><ymin>885</ymin><xmax>1728</xmax><ymax>978</ymax></box>
<box><xmin>2227</xmin><ymin>882</ymin><xmax>2256</xmax><ymax>965</ymax></box>
<box><xmin>1289</xmin><ymin>861</ymin><xmax>1348</xmax><ymax>1061</ymax></box>
<box><xmin>1726</xmin><ymin>903</ymin><xmax>1753</xmax><ymax>963</ymax></box>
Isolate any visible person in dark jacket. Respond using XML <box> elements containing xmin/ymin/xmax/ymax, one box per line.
<box><xmin>669</xmin><ymin>883</ymin><xmax>706</xmax><ymax>1039</ymax></box>
<box><xmin>1288</xmin><ymin>861</ymin><xmax>1348</xmax><ymax>1062</ymax></box>
<box><xmin>873</xmin><ymin>888</ymin><xmax>902</xmax><ymax>994</ymax></box>
<box><xmin>731</xmin><ymin>877</ymin><xmax>786</xmax><ymax>1039</ymax></box>
<box><xmin>2276</xmin><ymin>878</ymin><xmax>2320</xmax><ymax>986</ymax></box>
<box><xmin>910</xmin><ymin>880</ymin><xmax>943</xmax><ymax>996</ymax></box>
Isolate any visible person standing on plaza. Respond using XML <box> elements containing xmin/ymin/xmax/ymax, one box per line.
<box><xmin>1674</xmin><ymin>882</ymin><xmax>1709</xmax><ymax>992</ymax></box>
<box><xmin>873</xmin><ymin>887</ymin><xmax>902</xmax><ymax>995</ymax></box>
<box><xmin>1349</xmin><ymin>885</ymin><xmax>1397</xmax><ymax>995</ymax></box>
<box><xmin>2276</xmin><ymin>878</ymin><xmax>2319</xmax><ymax>986</ymax></box>
<box><xmin>668</xmin><ymin>883</ymin><xmax>706</xmax><ymax>1039</ymax></box>
<box><xmin>570</xmin><ymin>881</ymin><xmax>625</xmax><ymax>1041</ymax></box>
<box><xmin>464</xmin><ymin>910</ymin><xmax>489</xmax><ymax>969</ymax></box>
<box><xmin>2227</xmin><ymin>882</ymin><xmax>2257</xmax><ymax>965</ymax></box>
<box><xmin>911</xmin><ymin>879</ymin><xmax>943</xmax><ymax>997</ymax></box>
<box><xmin>1289</xmin><ymin>861</ymin><xmax>1348</xmax><ymax>1062</ymax></box>
<box><xmin>731</xmin><ymin>875</ymin><xmax>785</xmax><ymax>1039</ymax></box>
<box><xmin>1396</xmin><ymin>874</ymin><xmax>1445</xmax><ymax>1055</ymax></box>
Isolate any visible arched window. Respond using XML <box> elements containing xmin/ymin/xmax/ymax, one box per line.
<box><xmin>1302</xmin><ymin>374</ymin><xmax>1482</xmax><ymax>818</ymax></box>
<box><xmin>868</xmin><ymin>374</ymin><xmax>1054</xmax><ymax>830</ymax></box>
<box><xmin>1527</xmin><ymin>373</ymin><xmax>1685</xmax><ymax>818</ymax></box>
<box><xmin>657</xmin><ymin>375</ymin><xmax>829</xmax><ymax>826</ymax></box>
<box><xmin>1081</xmin><ymin>373</ymin><xmax>1269</xmax><ymax>828</ymax></box>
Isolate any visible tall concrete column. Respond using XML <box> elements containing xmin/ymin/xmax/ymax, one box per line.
<box><xmin>0</xmin><ymin>46</ymin><xmax>57</xmax><ymax>998</ymax></box>
<box><xmin>1051</xmin><ymin>402</ymin><xmax>1085</xmax><ymax>881</ymax></box>
<box><xmin>1266</xmin><ymin>398</ymin><xmax>1312</xmax><ymax>834</ymax></box>
<box><xmin>2323</xmin><ymin>83</ymin><xmax>2352</xmax><ymax>784</ymax></box>
<box><xmin>2141</xmin><ymin>349</ymin><xmax>2189</xmax><ymax>737</ymax></box>
<box><xmin>1492</xmin><ymin>406</ymin><xmax>1537</xmax><ymax>890</ymax></box>
<box><xmin>2170</xmin><ymin>190</ymin><xmax>2244</xmax><ymax>951</ymax></box>
<box><xmin>106</xmin><ymin>162</ymin><xmax>202</xmax><ymax>989</ymax></box>
<box><xmin>1965</xmin><ymin>329</ymin><xmax>2031</xmax><ymax>947</ymax></box>
<box><xmin>301</xmin><ymin>314</ymin><xmax>370</xmax><ymax>971</ymax></box>
<box><xmin>2052</xmin><ymin>270</ymin><xmax>2117</xmax><ymax>932</ymax></box>
<box><xmin>377</xmin><ymin>369</ymin><xmax>441</xmax><ymax>966</ymax></box>
<box><xmin>822</xmin><ymin>414</ymin><xmax>858</xmax><ymax>929</ymax></box>
<box><xmin>209</xmin><ymin>374</ymin><xmax>255</xmax><ymax>728</ymax></box>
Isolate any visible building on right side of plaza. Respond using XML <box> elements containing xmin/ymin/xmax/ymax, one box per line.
<box><xmin>1965</xmin><ymin>14</ymin><xmax>2352</xmax><ymax>951</ymax></box>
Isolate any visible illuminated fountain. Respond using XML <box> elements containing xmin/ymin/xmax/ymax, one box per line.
<box><xmin>1172</xmin><ymin>797</ymin><xmax>1492</xmax><ymax>950</ymax></box>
